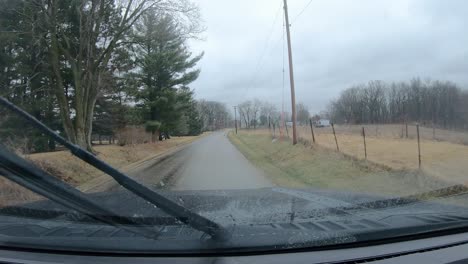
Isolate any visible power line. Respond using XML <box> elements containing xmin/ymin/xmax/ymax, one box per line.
<box><xmin>292</xmin><ymin>0</ymin><xmax>314</xmax><ymax>25</ymax></box>
<box><xmin>240</xmin><ymin>0</ymin><xmax>283</xmax><ymax>101</ymax></box>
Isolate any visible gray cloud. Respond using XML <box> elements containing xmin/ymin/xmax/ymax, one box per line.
<box><xmin>190</xmin><ymin>0</ymin><xmax>468</xmax><ymax>113</ymax></box>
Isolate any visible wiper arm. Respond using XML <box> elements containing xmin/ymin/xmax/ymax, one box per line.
<box><xmin>0</xmin><ymin>96</ymin><xmax>227</xmax><ymax>240</ymax></box>
<box><xmin>0</xmin><ymin>146</ymin><xmax>160</xmax><ymax>239</ymax></box>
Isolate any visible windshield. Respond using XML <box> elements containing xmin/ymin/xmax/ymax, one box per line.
<box><xmin>1</xmin><ymin>0</ymin><xmax>468</xmax><ymax>254</ymax></box>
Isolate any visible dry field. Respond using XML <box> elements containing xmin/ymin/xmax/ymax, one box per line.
<box><xmin>258</xmin><ymin>124</ymin><xmax>468</xmax><ymax>185</ymax></box>
<box><xmin>0</xmin><ymin>134</ymin><xmax>205</xmax><ymax>206</ymax></box>
<box><xmin>229</xmin><ymin>131</ymin><xmax>449</xmax><ymax>196</ymax></box>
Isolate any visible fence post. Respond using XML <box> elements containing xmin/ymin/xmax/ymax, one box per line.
<box><xmin>405</xmin><ymin>122</ymin><xmax>408</xmax><ymax>138</ymax></box>
<box><xmin>417</xmin><ymin>124</ymin><xmax>421</xmax><ymax>169</ymax></box>
<box><xmin>309</xmin><ymin>119</ymin><xmax>316</xmax><ymax>144</ymax></box>
<box><xmin>362</xmin><ymin>127</ymin><xmax>367</xmax><ymax>160</ymax></box>
<box><xmin>332</xmin><ymin>123</ymin><xmax>339</xmax><ymax>152</ymax></box>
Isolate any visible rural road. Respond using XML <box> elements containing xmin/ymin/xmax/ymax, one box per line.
<box><xmin>127</xmin><ymin>131</ymin><xmax>273</xmax><ymax>191</ymax></box>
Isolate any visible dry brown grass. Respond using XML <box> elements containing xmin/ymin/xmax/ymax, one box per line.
<box><xmin>298</xmin><ymin>124</ymin><xmax>468</xmax><ymax>145</ymax></box>
<box><xmin>256</xmin><ymin>125</ymin><xmax>468</xmax><ymax>185</ymax></box>
<box><xmin>0</xmin><ymin>179</ymin><xmax>41</xmax><ymax>207</ymax></box>
<box><xmin>0</xmin><ymin>134</ymin><xmax>205</xmax><ymax>206</ymax></box>
<box><xmin>229</xmin><ymin>131</ymin><xmax>449</xmax><ymax>196</ymax></box>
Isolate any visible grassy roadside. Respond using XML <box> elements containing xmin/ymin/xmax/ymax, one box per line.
<box><xmin>0</xmin><ymin>133</ymin><xmax>207</xmax><ymax>206</ymax></box>
<box><xmin>228</xmin><ymin>131</ymin><xmax>450</xmax><ymax>196</ymax></box>
<box><xmin>29</xmin><ymin>134</ymin><xmax>206</xmax><ymax>186</ymax></box>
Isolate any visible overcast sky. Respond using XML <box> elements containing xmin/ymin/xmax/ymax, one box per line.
<box><xmin>189</xmin><ymin>0</ymin><xmax>468</xmax><ymax>114</ymax></box>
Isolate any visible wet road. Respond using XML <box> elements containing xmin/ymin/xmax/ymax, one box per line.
<box><xmin>106</xmin><ymin>131</ymin><xmax>273</xmax><ymax>191</ymax></box>
<box><xmin>171</xmin><ymin>131</ymin><xmax>273</xmax><ymax>190</ymax></box>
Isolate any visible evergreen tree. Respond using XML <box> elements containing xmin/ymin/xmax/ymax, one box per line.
<box><xmin>134</xmin><ymin>10</ymin><xmax>202</xmax><ymax>141</ymax></box>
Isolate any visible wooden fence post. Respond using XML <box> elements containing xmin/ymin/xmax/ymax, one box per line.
<box><xmin>332</xmin><ymin>123</ymin><xmax>339</xmax><ymax>152</ymax></box>
<box><xmin>309</xmin><ymin>119</ymin><xmax>316</xmax><ymax>144</ymax></box>
<box><xmin>417</xmin><ymin>124</ymin><xmax>421</xmax><ymax>169</ymax></box>
<box><xmin>362</xmin><ymin>127</ymin><xmax>367</xmax><ymax>160</ymax></box>
<box><xmin>405</xmin><ymin>122</ymin><xmax>408</xmax><ymax>138</ymax></box>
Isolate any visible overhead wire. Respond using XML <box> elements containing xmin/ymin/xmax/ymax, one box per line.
<box><xmin>240</xmin><ymin>0</ymin><xmax>283</xmax><ymax>101</ymax></box>
<box><xmin>268</xmin><ymin>0</ymin><xmax>314</xmax><ymax>59</ymax></box>
<box><xmin>291</xmin><ymin>0</ymin><xmax>314</xmax><ymax>25</ymax></box>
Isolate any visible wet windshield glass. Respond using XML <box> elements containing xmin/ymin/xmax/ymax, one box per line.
<box><xmin>1</xmin><ymin>0</ymin><xmax>468</xmax><ymax>253</ymax></box>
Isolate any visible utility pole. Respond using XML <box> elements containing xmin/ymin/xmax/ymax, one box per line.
<box><xmin>233</xmin><ymin>106</ymin><xmax>238</xmax><ymax>134</ymax></box>
<box><xmin>283</xmin><ymin>0</ymin><xmax>298</xmax><ymax>145</ymax></box>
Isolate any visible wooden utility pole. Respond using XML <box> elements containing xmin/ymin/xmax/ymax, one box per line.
<box><xmin>233</xmin><ymin>106</ymin><xmax>238</xmax><ymax>134</ymax></box>
<box><xmin>283</xmin><ymin>0</ymin><xmax>298</xmax><ymax>145</ymax></box>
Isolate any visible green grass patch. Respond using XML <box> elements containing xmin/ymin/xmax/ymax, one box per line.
<box><xmin>228</xmin><ymin>131</ymin><xmax>448</xmax><ymax>196</ymax></box>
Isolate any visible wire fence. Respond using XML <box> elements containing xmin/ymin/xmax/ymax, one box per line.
<box><xmin>296</xmin><ymin>123</ymin><xmax>468</xmax><ymax>145</ymax></box>
<box><xmin>256</xmin><ymin>121</ymin><xmax>468</xmax><ymax>180</ymax></box>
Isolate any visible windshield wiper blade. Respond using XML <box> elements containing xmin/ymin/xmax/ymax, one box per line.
<box><xmin>0</xmin><ymin>96</ymin><xmax>227</xmax><ymax>240</ymax></box>
<box><xmin>0</xmin><ymin>146</ymin><xmax>160</xmax><ymax>239</ymax></box>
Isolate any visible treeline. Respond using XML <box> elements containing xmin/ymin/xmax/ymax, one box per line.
<box><xmin>0</xmin><ymin>0</ymin><xmax>229</xmax><ymax>153</ymax></box>
<box><xmin>197</xmin><ymin>100</ymin><xmax>231</xmax><ymax>131</ymax></box>
<box><xmin>237</xmin><ymin>99</ymin><xmax>311</xmax><ymax>128</ymax></box>
<box><xmin>329</xmin><ymin>78</ymin><xmax>468</xmax><ymax>129</ymax></box>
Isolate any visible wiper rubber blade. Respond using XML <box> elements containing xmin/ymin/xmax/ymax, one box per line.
<box><xmin>0</xmin><ymin>96</ymin><xmax>227</xmax><ymax>240</ymax></box>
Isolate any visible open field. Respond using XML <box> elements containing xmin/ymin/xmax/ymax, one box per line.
<box><xmin>0</xmin><ymin>134</ymin><xmax>206</xmax><ymax>206</ymax></box>
<box><xmin>228</xmin><ymin>131</ymin><xmax>449</xmax><ymax>196</ymax></box>
<box><xmin>302</xmin><ymin>124</ymin><xmax>468</xmax><ymax>145</ymax></box>
<box><xmin>257</xmin><ymin>124</ymin><xmax>468</xmax><ymax>185</ymax></box>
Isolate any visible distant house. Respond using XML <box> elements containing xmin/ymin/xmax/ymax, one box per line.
<box><xmin>315</xmin><ymin>119</ymin><xmax>331</xmax><ymax>127</ymax></box>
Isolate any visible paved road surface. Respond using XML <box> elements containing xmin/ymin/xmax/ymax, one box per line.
<box><xmin>102</xmin><ymin>131</ymin><xmax>273</xmax><ymax>191</ymax></box>
<box><xmin>170</xmin><ymin>131</ymin><xmax>273</xmax><ymax>190</ymax></box>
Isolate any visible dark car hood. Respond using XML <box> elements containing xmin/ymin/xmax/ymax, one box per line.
<box><xmin>0</xmin><ymin>187</ymin><xmax>468</xmax><ymax>254</ymax></box>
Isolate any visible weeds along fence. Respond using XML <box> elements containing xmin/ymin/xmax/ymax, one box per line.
<box><xmin>262</xmin><ymin>122</ymin><xmax>468</xmax><ymax>171</ymax></box>
<box><xmin>296</xmin><ymin>123</ymin><xmax>468</xmax><ymax>146</ymax></box>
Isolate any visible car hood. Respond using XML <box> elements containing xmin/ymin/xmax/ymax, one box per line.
<box><xmin>0</xmin><ymin>187</ymin><xmax>468</xmax><ymax>254</ymax></box>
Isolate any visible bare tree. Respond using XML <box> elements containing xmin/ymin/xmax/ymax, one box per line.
<box><xmin>197</xmin><ymin>100</ymin><xmax>230</xmax><ymax>131</ymax></box>
<box><xmin>296</xmin><ymin>103</ymin><xmax>310</xmax><ymax>125</ymax></box>
<box><xmin>251</xmin><ymin>99</ymin><xmax>261</xmax><ymax>129</ymax></box>
<box><xmin>259</xmin><ymin>101</ymin><xmax>278</xmax><ymax>126</ymax></box>
<box><xmin>238</xmin><ymin>100</ymin><xmax>252</xmax><ymax>129</ymax></box>
<box><xmin>34</xmin><ymin>0</ymin><xmax>201</xmax><ymax>150</ymax></box>
<box><xmin>329</xmin><ymin>78</ymin><xmax>465</xmax><ymax>129</ymax></box>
